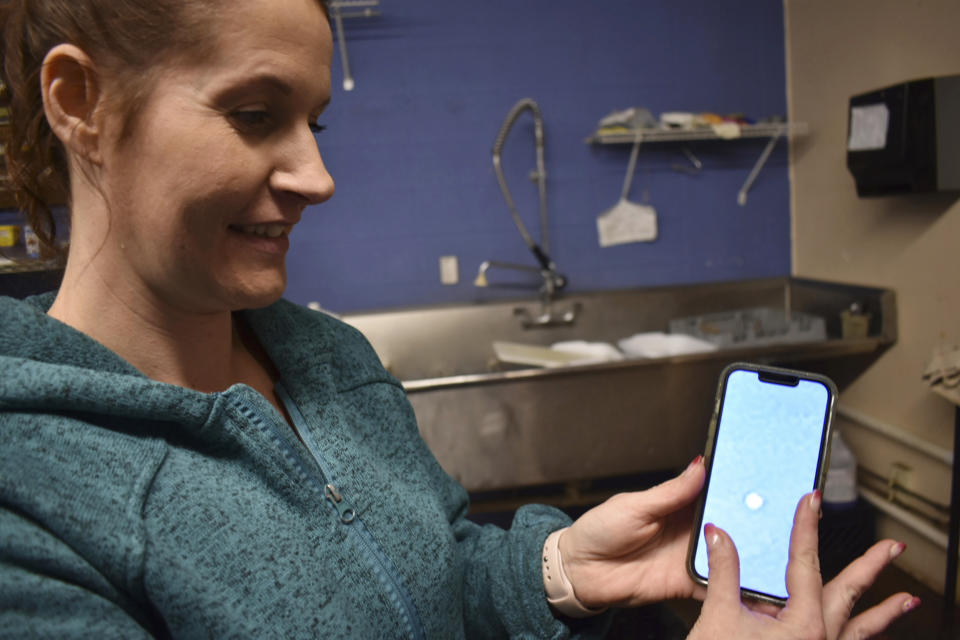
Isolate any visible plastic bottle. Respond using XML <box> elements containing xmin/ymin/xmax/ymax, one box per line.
<box><xmin>22</xmin><ymin>224</ymin><xmax>40</xmax><ymax>258</ymax></box>
<box><xmin>823</xmin><ymin>429</ymin><xmax>858</xmax><ymax>508</ymax></box>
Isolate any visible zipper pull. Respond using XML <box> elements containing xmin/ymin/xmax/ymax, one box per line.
<box><xmin>324</xmin><ymin>483</ymin><xmax>357</xmax><ymax>523</ymax></box>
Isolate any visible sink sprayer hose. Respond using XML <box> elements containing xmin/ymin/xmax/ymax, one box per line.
<box><xmin>492</xmin><ymin>98</ymin><xmax>554</xmax><ymax>272</ymax></box>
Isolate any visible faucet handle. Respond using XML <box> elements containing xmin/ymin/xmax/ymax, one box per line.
<box><xmin>513</xmin><ymin>301</ymin><xmax>580</xmax><ymax>329</ymax></box>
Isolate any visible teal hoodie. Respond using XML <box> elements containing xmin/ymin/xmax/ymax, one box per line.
<box><xmin>0</xmin><ymin>293</ymin><xmax>608</xmax><ymax>639</ymax></box>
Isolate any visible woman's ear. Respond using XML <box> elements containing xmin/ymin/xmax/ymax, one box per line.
<box><xmin>41</xmin><ymin>44</ymin><xmax>103</xmax><ymax>164</ymax></box>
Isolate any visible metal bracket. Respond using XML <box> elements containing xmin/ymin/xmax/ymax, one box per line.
<box><xmin>738</xmin><ymin>130</ymin><xmax>783</xmax><ymax>206</ymax></box>
<box><xmin>327</xmin><ymin>0</ymin><xmax>381</xmax><ymax>91</ymax></box>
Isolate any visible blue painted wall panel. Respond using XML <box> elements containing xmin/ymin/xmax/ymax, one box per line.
<box><xmin>293</xmin><ymin>0</ymin><xmax>790</xmax><ymax>312</ymax></box>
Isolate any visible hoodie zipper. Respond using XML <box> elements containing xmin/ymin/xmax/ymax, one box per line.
<box><xmin>247</xmin><ymin>384</ymin><xmax>426</xmax><ymax>640</ymax></box>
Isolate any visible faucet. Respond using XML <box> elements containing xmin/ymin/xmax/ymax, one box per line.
<box><xmin>479</xmin><ymin>98</ymin><xmax>578</xmax><ymax>328</ymax></box>
<box><xmin>474</xmin><ymin>260</ymin><xmax>577</xmax><ymax>328</ymax></box>
<box><xmin>473</xmin><ymin>259</ymin><xmax>565</xmax><ymax>294</ymax></box>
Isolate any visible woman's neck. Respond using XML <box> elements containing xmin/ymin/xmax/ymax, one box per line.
<box><xmin>49</xmin><ymin>260</ymin><xmax>246</xmax><ymax>393</ymax></box>
<box><xmin>47</xmin><ymin>190</ymin><xmax>286</xmax><ymax>405</ymax></box>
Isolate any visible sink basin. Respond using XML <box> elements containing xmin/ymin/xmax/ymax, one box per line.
<box><xmin>342</xmin><ymin>277</ymin><xmax>895</xmax><ymax>492</ymax></box>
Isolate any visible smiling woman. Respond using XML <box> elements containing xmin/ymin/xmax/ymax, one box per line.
<box><xmin>0</xmin><ymin>0</ymin><xmax>338</xmax><ymax>406</ymax></box>
<box><xmin>0</xmin><ymin>1</ymin><xmax>919</xmax><ymax>638</ymax></box>
<box><xmin>68</xmin><ymin>3</ymin><xmax>335</xmax><ymax>316</ymax></box>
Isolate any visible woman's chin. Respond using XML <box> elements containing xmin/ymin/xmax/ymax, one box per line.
<box><xmin>239</xmin><ymin>291</ymin><xmax>285</xmax><ymax>310</ymax></box>
<box><xmin>223</xmin><ymin>275</ymin><xmax>288</xmax><ymax>311</ymax></box>
<box><xmin>240</xmin><ymin>286</ymin><xmax>286</xmax><ymax>310</ymax></box>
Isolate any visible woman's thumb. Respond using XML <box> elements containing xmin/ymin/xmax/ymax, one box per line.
<box><xmin>702</xmin><ymin>523</ymin><xmax>743</xmax><ymax>611</ymax></box>
<box><xmin>634</xmin><ymin>456</ymin><xmax>706</xmax><ymax>520</ymax></box>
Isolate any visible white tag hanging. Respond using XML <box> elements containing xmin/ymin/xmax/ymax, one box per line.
<box><xmin>597</xmin><ymin>198</ymin><xmax>658</xmax><ymax>246</ymax></box>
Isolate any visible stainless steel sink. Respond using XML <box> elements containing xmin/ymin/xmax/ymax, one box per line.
<box><xmin>342</xmin><ymin>277</ymin><xmax>896</xmax><ymax>492</ymax></box>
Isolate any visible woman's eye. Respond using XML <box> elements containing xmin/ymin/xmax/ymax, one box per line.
<box><xmin>309</xmin><ymin>121</ymin><xmax>327</xmax><ymax>134</ymax></box>
<box><xmin>231</xmin><ymin>109</ymin><xmax>273</xmax><ymax>131</ymax></box>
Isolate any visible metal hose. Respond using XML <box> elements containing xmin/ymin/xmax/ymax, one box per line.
<box><xmin>491</xmin><ymin>99</ymin><xmax>552</xmax><ymax>271</ymax></box>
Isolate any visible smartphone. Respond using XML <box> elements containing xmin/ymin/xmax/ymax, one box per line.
<box><xmin>687</xmin><ymin>362</ymin><xmax>837</xmax><ymax>604</ymax></box>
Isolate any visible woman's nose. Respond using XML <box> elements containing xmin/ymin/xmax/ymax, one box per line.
<box><xmin>270</xmin><ymin>127</ymin><xmax>335</xmax><ymax>205</ymax></box>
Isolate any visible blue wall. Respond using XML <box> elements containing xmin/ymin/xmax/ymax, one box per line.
<box><xmin>292</xmin><ymin>0</ymin><xmax>790</xmax><ymax>313</ymax></box>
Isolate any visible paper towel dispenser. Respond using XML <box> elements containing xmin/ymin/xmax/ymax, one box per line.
<box><xmin>846</xmin><ymin>74</ymin><xmax>960</xmax><ymax>197</ymax></box>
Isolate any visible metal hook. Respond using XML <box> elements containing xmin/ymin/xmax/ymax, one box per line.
<box><xmin>671</xmin><ymin>146</ymin><xmax>702</xmax><ymax>175</ymax></box>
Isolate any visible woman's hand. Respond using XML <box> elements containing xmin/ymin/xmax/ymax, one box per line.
<box><xmin>687</xmin><ymin>491</ymin><xmax>919</xmax><ymax>640</ymax></box>
<box><xmin>557</xmin><ymin>456</ymin><xmax>708</xmax><ymax>608</ymax></box>
<box><xmin>819</xmin><ymin>538</ymin><xmax>918</xmax><ymax>639</ymax></box>
<box><xmin>557</xmin><ymin>458</ymin><xmax>917</xmax><ymax>638</ymax></box>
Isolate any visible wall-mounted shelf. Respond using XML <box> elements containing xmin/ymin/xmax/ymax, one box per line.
<box><xmin>586</xmin><ymin>122</ymin><xmax>808</xmax><ymax>205</ymax></box>
<box><xmin>0</xmin><ymin>258</ymin><xmax>60</xmax><ymax>275</ymax></box>
<box><xmin>0</xmin><ymin>243</ymin><xmax>59</xmax><ymax>275</ymax></box>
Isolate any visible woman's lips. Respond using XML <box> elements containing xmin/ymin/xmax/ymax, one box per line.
<box><xmin>231</xmin><ymin>223</ymin><xmax>292</xmax><ymax>238</ymax></box>
<box><xmin>228</xmin><ymin>223</ymin><xmax>292</xmax><ymax>253</ymax></box>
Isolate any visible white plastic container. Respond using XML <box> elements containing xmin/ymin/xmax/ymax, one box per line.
<box><xmin>22</xmin><ymin>224</ymin><xmax>40</xmax><ymax>258</ymax></box>
<box><xmin>824</xmin><ymin>430</ymin><xmax>858</xmax><ymax>507</ymax></box>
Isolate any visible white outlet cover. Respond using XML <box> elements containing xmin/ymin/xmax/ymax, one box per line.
<box><xmin>439</xmin><ymin>255</ymin><xmax>459</xmax><ymax>285</ymax></box>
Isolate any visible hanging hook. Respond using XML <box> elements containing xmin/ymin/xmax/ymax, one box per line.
<box><xmin>671</xmin><ymin>146</ymin><xmax>702</xmax><ymax>175</ymax></box>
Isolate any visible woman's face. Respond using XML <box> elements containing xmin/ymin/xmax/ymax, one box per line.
<box><xmin>96</xmin><ymin>0</ymin><xmax>334</xmax><ymax>314</ymax></box>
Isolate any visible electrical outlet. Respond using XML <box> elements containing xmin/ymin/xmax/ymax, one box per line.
<box><xmin>439</xmin><ymin>255</ymin><xmax>459</xmax><ymax>285</ymax></box>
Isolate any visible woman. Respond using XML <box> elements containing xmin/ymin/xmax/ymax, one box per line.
<box><xmin>0</xmin><ymin>0</ymin><xmax>918</xmax><ymax>637</ymax></box>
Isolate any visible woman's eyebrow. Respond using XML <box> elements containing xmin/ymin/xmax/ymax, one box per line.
<box><xmin>225</xmin><ymin>73</ymin><xmax>294</xmax><ymax>97</ymax></box>
<box><xmin>216</xmin><ymin>73</ymin><xmax>330</xmax><ymax>110</ymax></box>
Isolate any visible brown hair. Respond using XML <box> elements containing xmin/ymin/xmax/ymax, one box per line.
<box><xmin>0</xmin><ymin>0</ymin><xmax>328</xmax><ymax>259</ymax></box>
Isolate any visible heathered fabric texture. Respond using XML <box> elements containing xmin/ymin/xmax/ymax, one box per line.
<box><xmin>0</xmin><ymin>293</ymin><xmax>609</xmax><ymax>639</ymax></box>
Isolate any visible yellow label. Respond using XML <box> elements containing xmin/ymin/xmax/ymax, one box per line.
<box><xmin>0</xmin><ymin>225</ymin><xmax>20</xmax><ymax>247</ymax></box>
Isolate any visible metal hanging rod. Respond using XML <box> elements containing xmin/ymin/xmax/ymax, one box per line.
<box><xmin>326</xmin><ymin>0</ymin><xmax>381</xmax><ymax>91</ymax></box>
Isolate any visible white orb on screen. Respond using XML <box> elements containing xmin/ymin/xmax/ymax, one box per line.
<box><xmin>744</xmin><ymin>492</ymin><xmax>765</xmax><ymax>510</ymax></box>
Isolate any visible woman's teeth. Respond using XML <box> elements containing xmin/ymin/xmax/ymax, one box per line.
<box><xmin>235</xmin><ymin>223</ymin><xmax>288</xmax><ymax>238</ymax></box>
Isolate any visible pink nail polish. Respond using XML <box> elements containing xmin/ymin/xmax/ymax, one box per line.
<box><xmin>902</xmin><ymin>596</ymin><xmax>921</xmax><ymax>612</ymax></box>
<box><xmin>890</xmin><ymin>541</ymin><xmax>907</xmax><ymax>559</ymax></box>
<box><xmin>704</xmin><ymin>523</ymin><xmax>719</xmax><ymax>546</ymax></box>
<box><xmin>809</xmin><ymin>490</ymin><xmax>822</xmax><ymax>511</ymax></box>
<box><xmin>684</xmin><ymin>455</ymin><xmax>703</xmax><ymax>475</ymax></box>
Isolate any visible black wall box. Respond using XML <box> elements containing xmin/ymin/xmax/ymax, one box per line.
<box><xmin>846</xmin><ymin>74</ymin><xmax>960</xmax><ymax>197</ymax></box>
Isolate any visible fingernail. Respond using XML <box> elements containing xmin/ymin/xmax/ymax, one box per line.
<box><xmin>809</xmin><ymin>490</ymin><xmax>822</xmax><ymax>511</ymax></box>
<box><xmin>902</xmin><ymin>596</ymin><xmax>921</xmax><ymax>612</ymax></box>
<box><xmin>685</xmin><ymin>455</ymin><xmax>703</xmax><ymax>474</ymax></box>
<box><xmin>704</xmin><ymin>523</ymin><xmax>719</xmax><ymax>547</ymax></box>
<box><xmin>889</xmin><ymin>541</ymin><xmax>907</xmax><ymax>559</ymax></box>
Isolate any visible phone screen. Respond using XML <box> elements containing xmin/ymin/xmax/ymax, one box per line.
<box><xmin>690</xmin><ymin>365</ymin><xmax>834</xmax><ymax>602</ymax></box>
